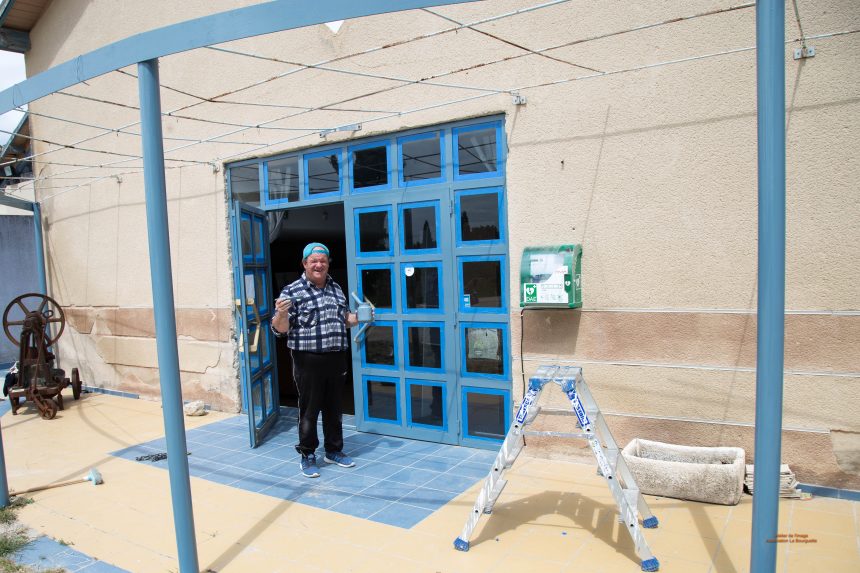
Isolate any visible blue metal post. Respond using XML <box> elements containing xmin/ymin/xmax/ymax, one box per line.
<box><xmin>0</xmin><ymin>423</ymin><xmax>8</xmax><ymax>508</ymax></box>
<box><xmin>137</xmin><ymin>58</ymin><xmax>199</xmax><ymax>573</ymax></box>
<box><xmin>32</xmin><ymin>202</ymin><xmax>47</xmax><ymax>294</ymax></box>
<box><xmin>750</xmin><ymin>1</ymin><xmax>786</xmax><ymax>572</ymax></box>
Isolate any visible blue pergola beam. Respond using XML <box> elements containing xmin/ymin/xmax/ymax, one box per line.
<box><xmin>750</xmin><ymin>1</ymin><xmax>786</xmax><ymax>572</ymax></box>
<box><xmin>0</xmin><ymin>193</ymin><xmax>32</xmax><ymax>211</ymax></box>
<box><xmin>138</xmin><ymin>58</ymin><xmax>199</xmax><ymax>573</ymax></box>
<box><xmin>0</xmin><ymin>0</ymin><xmax>478</xmax><ymax>115</ymax></box>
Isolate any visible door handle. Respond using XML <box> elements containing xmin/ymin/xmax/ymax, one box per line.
<box><xmin>350</xmin><ymin>292</ymin><xmax>376</xmax><ymax>344</ymax></box>
<box><xmin>247</xmin><ymin>297</ymin><xmax>261</xmax><ymax>354</ymax></box>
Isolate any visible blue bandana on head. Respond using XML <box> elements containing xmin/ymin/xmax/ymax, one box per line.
<box><xmin>302</xmin><ymin>242</ymin><xmax>330</xmax><ymax>260</ymax></box>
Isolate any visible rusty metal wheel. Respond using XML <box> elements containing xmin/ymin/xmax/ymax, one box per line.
<box><xmin>2</xmin><ymin>293</ymin><xmax>66</xmax><ymax>346</ymax></box>
<box><xmin>35</xmin><ymin>395</ymin><xmax>57</xmax><ymax>420</ymax></box>
<box><xmin>71</xmin><ymin>368</ymin><xmax>82</xmax><ymax>400</ymax></box>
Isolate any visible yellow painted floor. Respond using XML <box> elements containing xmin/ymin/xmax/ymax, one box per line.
<box><xmin>2</xmin><ymin>392</ymin><xmax>858</xmax><ymax>573</ymax></box>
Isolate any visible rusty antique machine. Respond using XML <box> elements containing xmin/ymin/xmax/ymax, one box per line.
<box><xmin>3</xmin><ymin>293</ymin><xmax>82</xmax><ymax>419</ymax></box>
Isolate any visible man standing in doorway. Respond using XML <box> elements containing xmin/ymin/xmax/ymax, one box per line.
<box><xmin>272</xmin><ymin>242</ymin><xmax>359</xmax><ymax>478</ymax></box>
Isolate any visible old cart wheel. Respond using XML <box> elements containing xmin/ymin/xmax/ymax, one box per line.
<box><xmin>71</xmin><ymin>368</ymin><xmax>82</xmax><ymax>400</ymax></box>
<box><xmin>2</xmin><ymin>293</ymin><xmax>66</xmax><ymax>346</ymax></box>
<box><xmin>34</xmin><ymin>394</ymin><xmax>57</xmax><ymax>420</ymax></box>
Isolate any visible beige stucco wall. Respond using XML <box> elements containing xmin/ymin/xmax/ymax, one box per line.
<box><xmin>18</xmin><ymin>1</ymin><xmax>860</xmax><ymax>487</ymax></box>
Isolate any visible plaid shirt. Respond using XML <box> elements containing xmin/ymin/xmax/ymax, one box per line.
<box><xmin>273</xmin><ymin>273</ymin><xmax>349</xmax><ymax>352</ymax></box>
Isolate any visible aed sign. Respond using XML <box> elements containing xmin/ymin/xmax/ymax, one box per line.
<box><xmin>519</xmin><ymin>245</ymin><xmax>582</xmax><ymax>308</ymax></box>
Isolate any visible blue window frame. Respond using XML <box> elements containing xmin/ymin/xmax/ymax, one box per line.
<box><xmin>354</xmin><ymin>205</ymin><xmax>394</xmax><ymax>257</ymax></box>
<box><xmin>455</xmin><ymin>187</ymin><xmax>504</xmax><ymax>246</ymax></box>
<box><xmin>349</xmin><ymin>139</ymin><xmax>392</xmax><ymax>193</ymax></box>
<box><xmin>399</xmin><ymin>200</ymin><xmax>441</xmax><ymax>254</ymax></box>
<box><xmin>357</xmin><ymin>263</ymin><xmax>395</xmax><ymax>312</ymax></box>
<box><xmin>397</xmin><ymin>131</ymin><xmax>446</xmax><ymax>187</ymax></box>
<box><xmin>363</xmin><ymin>375</ymin><xmax>401</xmax><ymax>424</ymax></box>
<box><xmin>453</xmin><ymin>122</ymin><xmax>503</xmax><ymax>181</ymax></box>
<box><xmin>303</xmin><ymin>148</ymin><xmax>342</xmax><ymax>198</ymax></box>
<box><xmin>407</xmin><ymin>379</ymin><xmax>447</xmax><ymax>431</ymax></box>
<box><xmin>459</xmin><ymin>321</ymin><xmax>509</xmax><ymax>380</ymax></box>
<box><xmin>264</xmin><ymin>156</ymin><xmax>301</xmax><ymax>207</ymax></box>
<box><xmin>361</xmin><ymin>320</ymin><xmax>399</xmax><ymax>370</ymax></box>
<box><xmin>403</xmin><ymin>321</ymin><xmax>444</xmax><ymax>373</ymax></box>
<box><xmin>458</xmin><ymin>255</ymin><xmax>507</xmax><ymax>313</ymax></box>
<box><xmin>401</xmin><ymin>261</ymin><xmax>444</xmax><ymax>314</ymax></box>
<box><xmin>461</xmin><ymin>387</ymin><xmax>509</xmax><ymax>442</ymax></box>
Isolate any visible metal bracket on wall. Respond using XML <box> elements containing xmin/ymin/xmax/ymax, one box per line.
<box><xmin>793</xmin><ymin>46</ymin><xmax>815</xmax><ymax>60</ymax></box>
<box><xmin>511</xmin><ymin>92</ymin><xmax>527</xmax><ymax>106</ymax></box>
<box><xmin>320</xmin><ymin>123</ymin><xmax>362</xmax><ymax>138</ymax></box>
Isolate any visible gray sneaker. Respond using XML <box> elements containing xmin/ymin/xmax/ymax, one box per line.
<box><xmin>323</xmin><ymin>451</ymin><xmax>355</xmax><ymax>468</ymax></box>
<box><xmin>300</xmin><ymin>454</ymin><xmax>320</xmax><ymax>478</ymax></box>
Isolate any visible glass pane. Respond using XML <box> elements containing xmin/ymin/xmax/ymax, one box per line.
<box><xmin>410</xmin><ymin>384</ymin><xmax>444</xmax><ymax>427</ymax></box>
<box><xmin>405</xmin><ymin>266</ymin><xmax>439</xmax><ymax>309</ymax></box>
<box><xmin>358</xmin><ymin>210</ymin><xmax>389</xmax><ymax>253</ymax></box>
<box><xmin>458</xmin><ymin>127</ymin><xmax>497</xmax><ymax>175</ymax></box>
<box><xmin>268</xmin><ymin>157</ymin><xmax>299</xmax><ymax>202</ymax></box>
<box><xmin>252</xmin><ymin>383</ymin><xmax>263</xmax><ymax>428</ymax></box>
<box><xmin>460</xmin><ymin>192</ymin><xmax>500</xmax><ymax>241</ymax></box>
<box><xmin>254</xmin><ymin>217</ymin><xmax>265</xmax><ymax>259</ymax></box>
<box><xmin>462</xmin><ymin>260</ymin><xmax>502</xmax><ymax>308</ymax></box>
<box><xmin>307</xmin><ymin>153</ymin><xmax>339</xmax><ymax>195</ymax></box>
<box><xmin>465</xmin><ymin>327</ymin><xmax>503</xmax><ymax>374</ymax></box>
<box><xmin>407</xmin><ymin>326</ymin><xmax>441</xmax><ymax>369</ymax></box>
<box><xmin>365</xmin><ymin>325</ymin><xmax>395</xmax><ymax>366</ymax></box>
<box><xmin>230</xmin><ymin>165</ymin><xmax>260</xmax><ymax>206</ymax></box>
<box><xmin>240</xmin><ymin>216</ymin><xmax>252</xmax><ymax>255</ymax></box>
<box><xmin>361</xmin><ymin>268</ymin><xmax>392</xmax><ymax>309</ymax></box>
<box><xmin>354</xmin><ymin>145</ymin><xmax>388</xmax><ymax>189</ymax></box>
<box><xmin>259</xmin><ymin>319</ymin><xmax>270</xmax><ymax>366</ymax></box>
<box><xmin>466</xmin><ymin>391</ymin><xmax>505</xmax><ymax>439</ymax></box>
<box><xmin>403</xmin><ymin>205</ymin><xmax>437</xmax><ymax>250</ymax></box>
<box><xmin>264</xmin><ymin>373</ymin><xmax>274</xmax><ymax>416</ymax></box>
<box><xmin>367</xmin><ymin>380</ymin><xmax>398</xmax><ymax>421</ymax></box>
<box><xmin>402</xmin><ymin>134</ymin><xmax>441</xmax><ymax>181</ymax></box>
<box><xmin>255</xmin><ymin>272</ymin><xmax>266</xmax><ymax>310</ymax></box>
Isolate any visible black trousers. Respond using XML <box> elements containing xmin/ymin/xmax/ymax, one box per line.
<box><xmin>291</xmin><ymin>349</ymin><xmax>347</xmax><ymax>456</ymax></box>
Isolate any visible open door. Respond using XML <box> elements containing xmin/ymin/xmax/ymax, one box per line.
<box><xmin>232</xmin><ymin>201</ymin><xmax>279</xmax><ymax>447</ymax></box>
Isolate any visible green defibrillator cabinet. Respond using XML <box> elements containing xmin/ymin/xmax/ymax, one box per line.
<box><xmin>520</xmin><ymin>244</ymin><xmax>582</xmax><ymax>308</ymax></box>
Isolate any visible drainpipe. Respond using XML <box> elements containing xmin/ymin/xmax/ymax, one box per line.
<box><xmin>750</xmin><ymin>1</ymin><xmax>786</xmax><ymax>572</ymax></box>
<box><xmin>32</xmin><ymin>202</ymin><xmax>47</xmax><ymax>295</ymax></box>
<box><xmin>137</xmin><ymin>58</ymin><xmax>200</xmax><ymax>573</ymax></box>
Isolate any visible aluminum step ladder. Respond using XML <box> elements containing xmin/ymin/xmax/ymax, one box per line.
<box><xmin>453</xmin><ymin>365</ymin><xmax>660</xmax><ymax>572</ymax></box>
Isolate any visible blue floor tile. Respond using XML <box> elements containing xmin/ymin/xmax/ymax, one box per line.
<box><xmin>350</xmin><ymin>460</ymin><xmax>403</xmax><ymax>480</ymax></box>
<box><xmin>294</xmin><ymin>486</ymin><xmax>352</xmax><ymax>509</ymax></box>
<box><xmin>326</xmin><ymin>473</ymin><xmax>381</xmax><ymax>494</ymax></box>
<box><xmin>388</xmin><ymin>467</ymin><xmax>439</xmax><ymax>488</ymax></box>
<box><xmin>329</xmin><ymin>494</ymin><xmax>392</xmax><ymax>519</ymax></box>
<box><xmin>360</xmin><ymin>480</ymin><xmax>415</xmax><ymax>503</ymax></box>
<box><xmin>13</xmin><ymin>536</ymin><xmax>128</xmax><ymax>572</ymax></box>
<box><xmin>424</xmin><ymin>472</ymin><xmax>480</xmax><ymax>494</ymax></box>
<box><xmin>372</xmin><ymin>502</ymin><xmax>433</xmax><ymax>528</ymax></box>
<box><xmin>403</xmin><ymin>487</ymin><xmax>459</xmax><ymax>511</ymax></box>
<box><xmin>449</xmin><ymin>460</ymin><xmax>489</xmax><ymax>478</ymax></box>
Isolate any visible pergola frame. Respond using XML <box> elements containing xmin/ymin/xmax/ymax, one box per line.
<box><xmin>0</xmin><ymin>1</ymin><xmax>787</xmax><ymax>571</ymax></box>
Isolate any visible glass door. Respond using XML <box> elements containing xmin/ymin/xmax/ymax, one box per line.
<box><xmin>232</xmin><ymin>201</ymin><xmax>279</xmax><ymax>447</ymax></box>
<box><xmin>349</xmin><ymin>186</ymin><xmax>459</xmax><ymax>444</ymax></box>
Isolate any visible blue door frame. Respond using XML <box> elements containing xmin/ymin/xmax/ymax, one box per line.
<box><xmin>228</xmin><ymin>116</ymin><xmax>511</xmax><ymax>449</ymax></box>
<box><xmin>230</xmin><ymin>201</ymin><xmax>280</xmax><ymax>447</ymax></box>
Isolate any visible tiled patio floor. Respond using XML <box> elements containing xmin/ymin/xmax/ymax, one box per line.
<box><xmin>111</xmin><ymin>408</ymin><xmax>496</xmax><ymax>529</ymax></box>
<box><xmin>1</xmin><ymin>384</ymin><xmax>858</xmax><ymax>572</ymax></box>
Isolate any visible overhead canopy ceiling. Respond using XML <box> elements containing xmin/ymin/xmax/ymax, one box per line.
<box><xmin>0</xmin><ymin>0</ymin><xmax>50</xmax><ymax>53</ymax></box>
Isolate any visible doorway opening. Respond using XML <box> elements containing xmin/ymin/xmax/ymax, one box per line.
<box><xmin>268</xmin><ymin>202</ymin><xmax>354</xmax><ymax>415</ymax></box>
